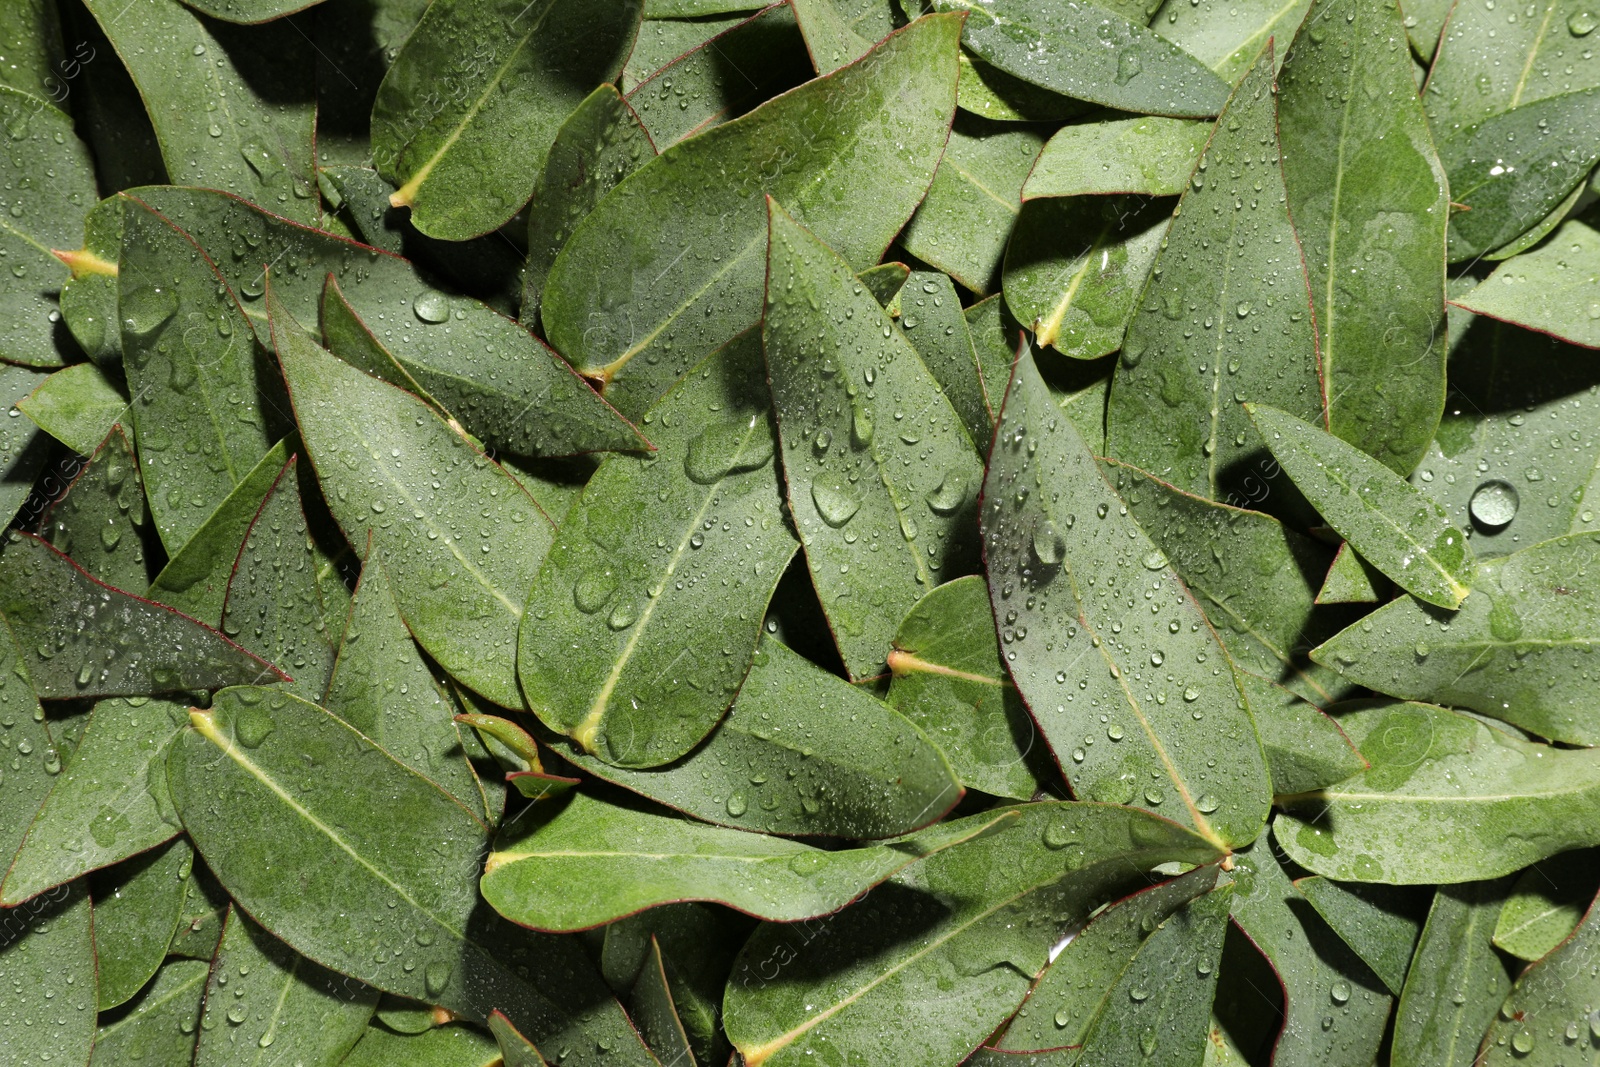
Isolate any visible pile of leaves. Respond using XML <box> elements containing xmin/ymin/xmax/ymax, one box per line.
<box><xmin>1</xmin><ymin>0</ymin><xmax>1599</xmax><ymax>1063</ymax></box>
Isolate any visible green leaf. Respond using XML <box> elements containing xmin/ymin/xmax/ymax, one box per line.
<box><xmin>39</xmin><ymin>425</ymin><xmax>152</xmax><ymax>592</ymax></box>
<box><xmin>1104</xmin><ymin>47</ymin><xmax>1323</xmax><ymax>503</ymax></box>
<box><xmin>896</xmin><ymin>271</ymin><xmax>994</xmax><ymax>448</ymax></box>
<box><xmin>0</xmin><ymin>362</ymin><xmax>54</xmax><ymax>529</ymax></box>
<box><xmin>91</xmin><ymin>957</ymin><xmax>207</xmax><ymax>1066</ymax></box>
<box><xmin>518</xmin><ymin>330</ymin><xmax>795</xmax><ymax>765</ymax></box>
<box><xmin>899</xmin><ymin>115</ymin><xmax>1046</xmax><ymax>295</ymax></box>
<box><xmin>0</xmin><ymin>88</ymin><xmax>95</xmax><ymax>369</ymax></box>
<box><xmin>723</xmin><ymin>802</ymin><xmax>1222</xmax><ymax>1067</ymax></box>
<box><xmin>624</xmin><ymin>5</ymin><xmax>814</xmax><ymax>148</ymax></box>
<box><xmin>1310</xmin><ymin>534</ymin><xmax>1600</xmax><ymax>745</ymax></box>
<box><xmin>373</xmin><ymin>0</ymin><xmax>643</xmax><ymax>240</ymax></box>
<box><xmin>644</xmin><ymin>0</ymin><xmax>764</xmax><ymax>14</ymax></box>
<box><xmin>0</xmin><ymin>615</ymin><xmax>56</xmax><ymax>877</ymax></box>
<box><xmin>522</xmin><ymin>85</ymin><xmax>656</xmax><ymax>330</ymax></box>
<box><xmin>765</xmin><ymin>201</ymin><xmax>983</xmax><ymax>680</ymax></box>
<box><xmin>1229</xmin><ymin>669</ymin><xmax>1363</xmax><ymax>799</ymax></box>
<box><xmin>1247</xmin><ymin>403</ymin><xmax>1475</xmax><ymax>608</ymax></box>
<box><xmin>955</xmin><ymin>52</ymin><xmax>1088</xmax><ymax>123</ymax></box>
<box><xmin>995</xmin><ymin>863</ymin><xmax>1222</xmax><ymax>1051</ymax></box>
<box><xmin>56</xmin><ymin>195</ymin><xmax>120</xmax><ymax>368</ymax></box>
<box><xmin>0</xmin><ymin>882</ymin><xmax>96</xmax><ymax>1067</ymax></box>
<box><xmin>341</xmin><ymin>1022</ymin><xmax>502</xmax><ymax>1067</ymax></box>
<box><xmin>885</xmin><ymin>575</ymin><xmax>1047</xmax><ymax>801</ymax></box>
<box><xmin>325</xmin><ymin>558</ymin><xmax>490</xmax><ymax>818</ymax></box>
<box><xmin>0</xmin><ymin>697</ymin><xmax>184</xmax><ymax>905</ymax></box>
<box><xmin>167</xmin><ymin>687</ymin><xmax>654</xmax><ymax>1064</ymax></box>
<box><xmin>1438</xmin><ymin>90</ymin><xmax>1600</xmax><ymax>261</ymax></box>
<box><xmin>489</xmin><ymin>1011</ymin><xmax>551</xmax><ymax>1067</ymax></box>
<box><xmin>1277</xmin><ymin>0</ymin><xmax>1448</xmax><ymax>475</ymax></box>
<box><xmin>964</xmin><ymin>292</ymin><xmax>1022</xmax><ymax>426</ymax></box>
<box><xmin>271</xmin><ymin>285</ymin><xmax>552</xmax><ymax>709</ymax></box>
<box><xmin>983</xmin><ymin>352</ymin><xmax>1272</xmax><ymax>848</ymax></box>
<box><xmin>1478</xmin><ymin>883</ymin><xmax>1600</xmax><ymax>1064</ymax></box>
<box><xmin>183</xmin><ymin>0</ymin><xmax>328</xmax><ymax>24</ymax></box>
<box><xmin>147</xmin><ymin>437</ymin><xmax>291</xmax><ymax>625</ymax></box>
<box><xmin>1021</xmin><ymin>115</ymin><xmax>1208</xmax><ymax>200</ymax></box>
<box><xmin>545</xmin><ymin>637</ymin><xmax>964</xmax><ymax>838</ymax></box>
<box><xmin>928</xmin><ymin>0</ymin><xmax>1229</xmax><ymax>118</ymax></box>
<box><xmin>543</xmin><ymin>12</ymin><xmax>961</xmax><ymax>418</ymax></box>
<box><xmin>118</xmin><ymin>196</ymin><xmax>287</xmax><ymax>554</ymax></box>
<box><xmin>1277</xmin><ymin>700</ymin><xmax>1600</xmax><ymax>883</ymax></box>
<box><xmin>166</xmin><ymin>859</ymin><xmax>231</xmax><ymax>961</ymax></box>
<box><xmin>627</xmin><ymin>938</ymin><xmax>695</xmax><ymax>1067</ymax></box>
<box><xmin>1493</xmin><ymin>850</ymin><xmax>1600</xmax><ymax>961</ymax></box>
<box><xmin>195</xmin><ymin>907</ymin><xmax>378</xmax><ymax>1066</ymax></box>
<box><xmin>0</xmin><ymin>0</ymin><xmax>64</xmax><ymax>101</ymax></box>
<box><xmin>0</xmin><ymin>531</ymin><xmax>285</xmax><ymax>698</ymax></box>
<box><xmin>80</xmin><ymin>0</ymin><xmax>317</xmax><ymax>222</ymax></box>
<box><xmin>221</xmin><ymin>455</ymin><xmax>341</xmax><ymax>701</ymax></box>
<box><xmin>1403</xmin><ymin>0</ymin><xmax>1454</xmax><ymax>59</ymax></box>
<box><xmin>1104</xmin><ymin>457</ymin><xmax>1351</xmax><ymax>704</ymax></box>
<box><xmin>16</xmin><ymin>363</ymin><xmax>129</xmax><ymax>455</ymax></box>
<box><xmin>1150</xmin><ymin>0</ymin><xmax>1310</xmax><ymax>83</ymax></box>
<box><xmin>1392</xmin><ymin>878</ymin><xmax>1516</xmax><ymax>1067</ymax></box>
<box><xmin>1228</xmin><ymin>839</ymin><xmax>1392</xmax><ymax>1067</ymax></box>
<box><xmin>1450</xmin><ymin>219</ymin><xmax>1600</xmax><ymax>350</ymax></box>
<box><xmin>481</xmin><ymin>792</ymin><xmax>1006</xmax><ymax>931</ymax></box>
<box><xmin>1316</xmin><ymin>542</ymin><xmax>1386</xmax><ymax>604</ymax></box>
<box><xmin>89</xmin><ymin>839</ymin><xmax>192</xmax><ymax>1011</ymax></box>
<box><xmin>793</xmin><ymin>0</ymin><xmax>872</xmax><ymax>72</ymax></box>
<box><xmin>1295</xmin><ymin>876</ymin><xmax>1425</xmax><ymax>995</ymax></box>
<box><xmin>1424</xmin><ymin>0</ymin><xmax>1600</xmax><ymax>131</ymax></box>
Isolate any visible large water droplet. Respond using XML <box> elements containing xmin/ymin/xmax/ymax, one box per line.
<box><xmin>413</xmin><ymin>292</ymin><xmax>450</xmax><ymax>324</ymax></box>
<box><xmin>811</xmin><ymin>482</ymin><xmax>860</xmax><ymax>528</ymax></box>
<box><xmin>122</xmin><ymin>286</ymin><xmax>178</xmax><ymax>337</ymax></box>
<box><xmin>1469</xmin><ymin>480</ymin><xmax>1518</xmax><ymax>530</ymax></box>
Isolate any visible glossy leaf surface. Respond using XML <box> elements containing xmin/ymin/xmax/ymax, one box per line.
<box><xmin>0</xmin><ymin>883</ymin><xmax>96</xmax><ymax>1067</ymax></box>
<box><xmin>39</xmin><ymin>425</ymin><xmax>151</xmax><ymax>592</ymax></box>
<box><xmin>1478</xmin><ymin>885</ymin><xmax>1600</xmax><ymax>1064</ymax></box>
<box><xmin>90</xmin><ymin>839</ymin><xmax>193</xmax><ymax>1011</ymax></box>
<box><xmin>1392</xmin><ymin>878</ymin><xmax>1514</xmax><ymax>1067</ymax></box>
<box><xmin>895</xmin><ymin>270</ymin><xmax>993</xmax><ymax>448</ymax></box>
<box><xmin>16</xmin><ymin>363</ymin><xmax>129</xmax><ymax>456</ymax></box>
<box><xmin>1451</xmin><ymin>219</ymin><xmax>1600</xmax><ymax>350</ymax></box>
<box><xmin>1022</xmin><ymin>116</ymin><xmax>1207</xmax><ymax>199</ymax></box>
<box><xmin>1494</xmin><ymin>851</ymin><xmax>1600</xmax><ymax>961</ymax></box>
<box><xmin>1234</xmin><ymin>667</ymin><xmax>1365</xmax><ymax>796</ymax></box>
<box><xmin>91</xmin><ymin>957</ymin><xmax>207</xmax><ymax>1065</ymax></box>
<box><xmin>1295</xmin><ymin>876</ymin><xmax>1424</xmax><ymax>995</ymax></box>
<box><xmin>1151</xmin><ymin>0</ymin><xmax>1310</xmax><ymax>83</ymax></box>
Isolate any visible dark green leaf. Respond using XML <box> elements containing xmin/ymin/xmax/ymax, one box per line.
<box><xmin>0</xmin><ymin>362</ymin><xmax>54</xmax><ymax>528</ymax></box>
<box><xmin>522</xmin><ymin>85</ymin><xmax>655</xmax><ymax>330</ymax></box>
<box><xmin>765</xmin><ymin>201</ymin><xmax>982</xmax><ymax>679</ymax></box>
<box><xmin>793</xmin><ymin>0</ymin><xmax>872</xmax><ymax>72</ymax></box>
<box><xmin>167</xmin><ymin>687</ymin><xmax>654</xmax><ymax>1063</ymax></box>
<box><xmin>1104</xmin><ymin>47</ymin><xmax>1323</xmax><ymax>504</ymax></box>
<box><xmin>0</xmin><ymin>882</ymin><xmax>95</xmax><ymax>1067</ymax></box>
<box><xmin>928</xmin><ymin>0</ymin><xmax>1230</xmax><ymax>118</ymax></box>
<box><xmin>89</xmin><ymin>838</ymin><xmax>192</xmax><ymax>1011</ymax></box>
<box><xmin>1150</xmin><ymin>0</ymin><xmax>1310</xmax><ymax>83</ymax></box>
<box><xmin>1450</xmin><ymin>219</ymin><xmax>1600</xmax><ymax>349</ymax></box>
<box><xmin>1477</xmin><ymin>883</ymin><xmax>1600</xmax><ymax>1064</ymax></box>
<box><xmin>90</xmin><ymin>957</ymin><xmax>205</xmax><ymax>1066</ymax></box>
<box><xmin>628</xmin><ymin>937</ymin><xmax>696</xmax><ymax>1067</ymax></box>
<box><xmin>886</xmin><ymin>574</ymin><xmax>1047</xmax><ymax>801</ymax></box>
<box><xmin>1392</xmin><ymin>878</ymin><xmax>1515</xmax><ymax>1067</ymax></box>
<box><xmin>16</xmin><ymin>363</ymin><xmax>129</xmax><ymax>456</ymax></box>
<box><xmin>899</xmin><ymin>115</ymin><xmax>1046</xmax><ymax>295</ymax></box>
<box><xmin>895</xmin><ymin>271</ymin><xmax>994</xmax><ymax>447</ymax></box>
<box><xmin>81</xmin><ymin>0</ymin><xmax>317</xmax><ymax>222</ymax></box>
<box><xmin>1295</xmin><ymin>876</ymin><xmax>1425</xmax><ymax>995</ymax></box>
<box><xmin>644</xmin><ymin>0</ymin><xmax>763</xmax><ymax>15</ymax></box>
<box><xmin>1310</xmin><ymin>534</ymin><xmax>1600</xmax><ymax>744</ymax></box>
<box><xmin>1403</xmin><ymin>0</ymin><xmax>1454</xmax><ymax>59</ymax></box>
<box><xmin>954</xmin><ymin>52</ymin><xmax>1088</xmax><ymax>124</ymax></box>
<box><xmin>1021</xmin><ymin>116</ymin><xmax>1207</xmax><ymax>199</ymax></box>
<box><xmin>723</xmin><ymin>802</ymin><xmax>1222</xmax><ymax>1067</ymax></box>
<box><xmin>963</xmin><ymin>293</ymin><xmax>1021</xmax><ymax>432</ymax></box>
<box><xmin>0</xmin><ymin>0</ymin><xmax>63</xmax><ymax>100</ymax></box>
<box><xmin>39</xmin><ymin>425</ymin><xmax>152</xmax><ymax>592</ymax></box>
<box><xmin>546</xmin><ymin>637</ymin><xmax>964</xmax><ymax>838</ymax></box>
<box><xmin>341</xmin><ymin>1022</ymin><xmax>502</xmax><ymax>1067</ymax></box>
<box><xmin>166</xmin><ymin>858</ymin><xmax>231</xmax><ymax>961</ymax></box>
<box><xmin>1424</xmin><ymin>0</ymin><xmax>1600</xmax><ymax>131</ymax></box>
<box><xmin>519</xmin><ymin>330</ymin><xmax>795</xmax><ymax>766</ymax></box>
<box><xmin>1277</xmin><ymin>0</ymin><xmax>1449</xmax><ymax>475</ymax></box>
<box><xmin>543</xmin><ymin>12</ymin><xmax>961</xmax><ymax>418</ymax></box>
<box><xmin>0</xmin><ymin>615</ymin><xmax>55</xmax><ymax>878</ymax></box>
<box><xmin>1231</xmin><ymin>668</ymin><xmax>1364</xmax><ymax>797</ymax></box>
<box><xmin>983</xmin><ymin>352</ymin><xmax>1272</xmax><ymax>848</ymax></box>
<box><xmin>325</xmin><ymin>558</ymin><xmax>489</xmax><ymax>817</ymax></box>
<box><xmin>489</xmin><ymin>1011</ymin><xmax>551</xmax><ymax>1067</ymax></box>
<box><xmin>184</xmin><ymin>0</ymin><xmax>327</xmax><ymax>24</ymax></box>
<box><xmin>1492</xmin><ymin>850</ymin><xmax>1600</xmax><ymax>960</ymax></box>
<box><xmin>0</xmin><ymin>697</ymin><xmax>184</xmax><ymax>905</ymax></box>
<box><xmin>0</xmin><ymin>531</ymin><xmax>284</xmax><ymax>697</ymax></box>
<box><xmin>56</xmin><ymin>195</ymin><xmax>120</xmax><ymax>367</ymax></box>
<box><xmin>1247</xmin><ymin>403</ymin><xmax>1474</xmax><ymax>608</ymax></box>
<box><xmin>1316</xmin><ymin>542</ymin><xmax>1386</xmax><ymax>604</ymax></box>
<box><xmin>194</xmin><ymin>907</ymin><xmax>378</xmax><ymax>1066</ymax></box>
<box><xmin>373</xmin><ymin>0</ymin><xmax>643</xmax><ymax>240</ymax></box>
<box><xmin>1278</xmin><ymin>700</ymin><xmax>1600</xmax><ymax>883</ymax></box>
<box><xmin>271</xmin><ymin>284</ymin><xmax>553</xmax><ymax>708</ymax></box>
<box><xmin>481</xmin><ymin>792</ymin><xmax>1005</xmax><ymax>930</ymax></box>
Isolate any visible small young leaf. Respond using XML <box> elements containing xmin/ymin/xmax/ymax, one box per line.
<box><xmin>1492</xmin><ymin>850</ymin><xmax>1600</xmax><ymax>961</ymax></box>
<box><xmin>16</xmin><ymin>363</ymin><xmax>129</xmax><ymax>456</ymax></box>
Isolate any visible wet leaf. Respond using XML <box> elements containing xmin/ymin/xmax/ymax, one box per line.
<box><xmin>372</xmin><ymin>0</ymin><xmax>643</xmax><ymax>240</ymax></box>
<box><xmin>1021</xmin><ymin>115</ymin><xmax>1207</xmax><ymax>200</ymax></box>
<box><xmin>271</xmin><ymin>283</ymin><xmax>552</xmax><ymax>708</ymax></box>
<box><xmin>489</xmin><ymin>1010</ymin><xmax>551</xmax><ymax>1067</ymax></box>
<box><xmin>1424</xmin><ymin>0</ymin><xmax>1600</xmax><ymax>132</ymax></box>
<box><xmin>342</xmin><ymin>1021</ymin><xmax>502</xmax><ymax>1067</ymax></box>
<box><xmin>16</xmin><ymin>363</ymin><xmax>129</xmax><ymax>456</ymax></box>
<box><xmin>0</xmin><ymin>882</ymin><xmax>95</xmax><ymax>1067</ymax></box>
<box><xmin>928</xmin><ymin>0</ymin><xmax>1230</xmax><ymax>118</ymax></box>
<box><xmin>1310</xmin><ymin>533</ymin><xmax>1600</xmax><ymax>745</ymax></box>
<box><xmin>627</xmin><ymin>938</ymin><xmax>696</xmax><ymax>1067</ymax></box>
<box><xmin>0</xmin><ymin>0</ymin><xmax>64</xmax><ymax>100</ymax></box>
<box><xmin>765</xmin><ymin>201</ymin><xmax>983</xmax><ymax>680</ymax></box>
<box><xmin>0</xmin><ymin>531</ymin><xmax>284</xmax><ymax>697</ymax></box>
<box><xmin>546</xmin><ymin>637</ymin><xmax>964</xmax><ymax>838</ymax></box>
<box><xmin>1450</xmin><ymin>219</ymin><xmax>1600</xmax><ymax>350</ymax></box>
<box><xmin>0</xmin><ymin>697</ymin><xmax>184</xmax><ymax>905</ymax></box>
<box><xmin>792</xmin><ymin>0</ymin><xmax>872</xmax><ymax>72</ymax></box>
<box><xmin>1392</xmin><ymin>878</ymin><xmax>1515</xmax><ymax>1067</ymax></box>
<box><xmin>1277</xmin><ymin>0</ymin><xmax>1449</xmax><ymax>475</ymax></box>
<box><xmin>723</xmin><ymin>802</ymin><xmax>1222</xmax><ymax>1067</ymax></box>
<box><xmin>1104</xmin><ymin>47</ymin><xmax>1323</xmax><ymax>504</ymax></box>
<box><xmin>542</xmin><ymin>12</ymin><xmax>961</xmax><ymax>418</ymax></box>
<box><xmin>89</xmin><ymin>838</ymin><xmax>192</xmax><ymax>1011</ymax></box>
<box><xmin>1477</xmin><ymin>883</ymin><xmax>1600</xmax><ymax>1064</ymax></box>
<box><xmin>481</xmin><ymin>792</ymin><xmax>1006</xmax><ymax>930</ymax></box>
<box><xmin>90</xmin><ymin>957</ymin><xmax>207</xmax><ymax>1065</ymax></box>
<box><xmin>1295</xmin><ymin>876</ymin><xmax>1426</xmax><ymax>995</ymax></box>
<box><xmin>1278</xmin><ymin>700</ymin><xmax>1600</xmax><ymax>883</ymax></box>
<box><xmin>1150</xmin><ymin>0</ymin><xmax>1310</xmax><ymax>82</ymax></box>
<box><xmin>0</xmin><ymin>619</ymin><xmax>57</xmax><ymax>893</ymax></box>
<box><xmin>1247</xmin><ymin>403</ymin><xmax>1474</xmax><ymax>609</ymax></box>
<box><xmin>895</xmin><ymin>270</ymin><xmax>994</xmax><ymax>448</ymax></box>
<box><xmin>0</xmin><ymin>363</ymin><xmax>55</xmax><ymax>529</ymax></box>
<box><xmin>983</xmin><ymin>351</ymin><xmax>1272</xmax><ymax>848</ymax></box>
<box><xmin>39</xmin><ymin>424</ymin><xmax>152</xmax><ymax>591</ymax></box>
<box><xmin>519</xmin><ymin>331</ymin><xmax>794</xmax><ymax>766</ymax></box>
<box><xmin>1316</xmin><ymin>542</ymin><xmax>1386</xmax><ymax>605</ymax></box>
<box><xmin>1493</xmin><ymin>850</ymin><xmax>1600</xmax><ymax>960</ymax></box>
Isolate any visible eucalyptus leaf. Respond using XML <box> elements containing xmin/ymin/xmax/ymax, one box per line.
<box><xmin>0</xmin><ymin>617</ymin><xmax>57</xmax><ymax>891</ymax></box>
<box><xmin>0</xmin><ymin>362</ymin><xmax>55</xmax><ymax>529</ymax></box>
<box><xmin>1148</xmin><ymin>0</ymin><xmax>1310</xmax><ymax>82</ymax></box>
<box><xmin>1021</xmin><ymin>116</ymin><xmax>1207</xmax><ymax>199</ymax></box>
<box><xmin>90</xmin><ymin>956</ymin><xmax>205</xmax><ymax>1065</ymax></box>
<box><xmin>1493</xmin><ymin>850</ymin><xmax>1600</xmax><ymax>961</ymax></box>
<box><xmin>1477</xmin><ymin>883</ymin><xmax>1600</xmax><ymax>1064</ymax></box>
<box><xmin>983</xmin><ymin>351</ymin><xmax>1272</xmax><ymax>848</ymax></box>
<box><xmin>628</xmin><ymin>937</ymin><xmax>696</xmax><ymax>1067</ymax></box>
<box><xmin>0</xmin><ymin>882</ymin><xmax>96</xmax><ymax>1067</ymax></box>
<box><xmin>1450</xmin><ymin>219</ymin><xmax>1600</xmax><ymax>350</ymax></box>
<box><xmin>89</xmin><ymin>838</ymin><xmax>192</xmax><ymax>1011</ymax></box>
<box><xmin>1295</xmin><ymin>876</ymin><xmax>1425</xmax><ymax>995</ymax></box>
<box><xmin>1393</xmin><ymin>878</ymin><xmax>1516</xmax><ymax>1067</ymax></box>
<box><xmin>792</xmin><ymin>0</ymin><xmax>872</xmax><ymax>72</ymax></box>
<box><xmin>896</xmin><ymin>270</ymin><xmax>992</xmax><ymax>447</ymax></box>
<box><xmin>542</xmin><ymin>12</ymin><xmax>962</xmax><ymax>418</ymax></box>
<box><xmin>1233</xmin><ymin>667</ymin><xmax>1366</xmax><ymax>797</ymax></box>
<box><xmin>372</xmin><ymin>0</ymin><xmax>644</xmax><ymax>240</ymax></box>
<box><xmin>39</xmin><ymin>424</ymin><xmax>152</xmax><ymax>592</ymax></box>
<box><xmin>342</xmin><ymin>1022</ymin><xmax>502</xmax><ymax>1067</ymax></box>
<box><xmin>16</xmin><ymin>362</ymin><xmax>129</xmax><ymax>455</ymax></box>
<box><xmin>0</xmin><ymin>0</ymin><xmax>63</xmax><ymax>100</ymax></box>
<box><xmin>489</xmin><ymin>1010</ymin><xmax>551</xmax><ymax>1066</ymax></box>
<box><xmin>1278</xmin><ymin>700</ymin><xmax>1600</xmax><ymax>883</ymax></box>
<box><xmin>1424</xmin><ymin>0</ymin><xmax>1600</xmax><ymax>131</ymax></box>
<box><xmin>519</xmin><ymin>330</ymin><xmax>795</xmax><ymax>766</ymax></box>
<box><xmin>1316</xmin><ymin>542</ymin><xmax>1386</xmax><ymax>604</ymax></box>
